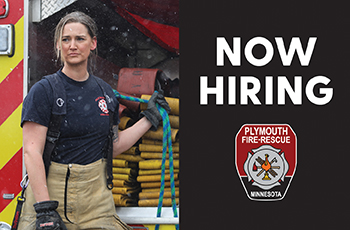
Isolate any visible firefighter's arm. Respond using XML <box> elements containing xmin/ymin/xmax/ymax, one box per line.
<box><xmin>113</xmin><ymin>117</ymin><xmax>152</xmax><ymax>157</ymax></box>
<box><xmin>23</xmin><ymin>121</ymin><xmax>68</xmax><ymax>230</ymax></box>
<box><xmin>22</xmin><ymin>121</ymin><xmax>50</xmax><ymax>202</ymax></box>
<box><xmin>112</xmin><ymin>90</ymin><xmax>170</xmax><ymax>157</ymax></box>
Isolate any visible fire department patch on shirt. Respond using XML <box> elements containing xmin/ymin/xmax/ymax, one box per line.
<box><xmin>96</xmin><ymin>96</ymin><xmax>109</xmax><ymax>115</ymax></box>
<box><xmin>235</xmin><ymin>124</ymin><xmax>297</xmax><ymax>201</ymax></box>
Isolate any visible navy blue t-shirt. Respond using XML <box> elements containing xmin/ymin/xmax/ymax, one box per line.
<box><xmin>21</xmin><ymin>70</ymin><xmax>119</xmax><ymax>165</ymax></box>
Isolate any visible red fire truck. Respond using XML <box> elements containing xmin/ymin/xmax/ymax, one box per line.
<box><xmin>0</xmin><ymin>0</ymin><xmax>179</xmax><ymax>229</ymax></box>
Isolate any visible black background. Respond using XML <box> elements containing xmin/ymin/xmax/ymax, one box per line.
<box><xmin>180</xmin><ymin>1</ymin><xmax>350</xmax><ymax>229</ymax></box>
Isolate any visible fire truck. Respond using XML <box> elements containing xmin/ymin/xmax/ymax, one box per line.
<box><xmin>0</xmin><ymin>0</ymin><xmax>179</xmax><ymax>229</ymax></box>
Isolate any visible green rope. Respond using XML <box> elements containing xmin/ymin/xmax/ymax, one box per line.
<box><xmin>113</xmin><ymin>90</ymin><xmax>179</xmax><ymax>230</ymax></box>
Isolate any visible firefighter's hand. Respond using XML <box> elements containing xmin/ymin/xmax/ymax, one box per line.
<box><xmin>33</xmin><ymin>201</ymin><xmax>67</xmax><ymax>230</ymax></box>
<box><xmin>140</xmin><ymin>90</ymin><xmax>170</xmax><ymax>131</ymax></box>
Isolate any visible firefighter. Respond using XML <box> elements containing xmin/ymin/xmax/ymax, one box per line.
<box><xmin>18</xmin><ymin>11</ymin><xmax>170</xmax><ymax>230</ymax></box>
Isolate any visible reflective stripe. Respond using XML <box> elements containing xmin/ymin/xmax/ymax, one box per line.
<box><xmin>0</xmin><ymin>104</ymin><xmax>22</xmax><ymax>169</ymax></box>
<box><xmin>0</xmin><ymin>16</ymin><xmax>24</xmax><ymax>83</ymax></box>
<box><xmin>0</xmin><ymin>4</ymin><xmax>24</xmax><ymax>224</ymax></box>
<box><xmin>0</xmin><ymin>61</ymin><xmax>23</xmax><ymax>125</ymax></box>
<box><xmin>0</xmin><ymin>150</ymin><xmax>22</xmax><ymax>213</ymax></box>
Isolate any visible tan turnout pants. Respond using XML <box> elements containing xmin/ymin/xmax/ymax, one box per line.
<box><xmin>18</xmin><ymin>159</ymin><xmax>132</xmax><ymax>230</ymax></box>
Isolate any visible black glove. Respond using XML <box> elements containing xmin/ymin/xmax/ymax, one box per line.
<box><xmin>140</xmin><ymin>90</ymin><xmax>171</xmax><ymax>131</ymax></box>
<box><xmin>33</xmin><ymin>201</ymin><xmax>67</xmax><ymax>230</ymax></box>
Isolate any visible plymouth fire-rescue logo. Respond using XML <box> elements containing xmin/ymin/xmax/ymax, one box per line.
<box><xmin>98</xmin><ymin>99</ymin><xmax>108</xmax><ymax>113</ymax></box>
<box><xmin>96</xmin><ymin>96</ymin><xmax>109</xmax><ymax>114</ymax></box>
<box><xmin>236</xmin><ymin>124</ymin><xmax>297</xmax><ymax>201</ymax></box>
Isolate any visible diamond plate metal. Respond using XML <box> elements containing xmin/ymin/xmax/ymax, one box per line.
<box><xmin>41</xmin><ymin>0</ymin><xmax>77</xmax><ymax>20</ymax></box>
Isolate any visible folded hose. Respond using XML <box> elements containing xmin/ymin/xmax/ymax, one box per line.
<box><xmin>113</xmin><ymin>90</ymin><xmax>179</xmax><ymax>230</ymax></box>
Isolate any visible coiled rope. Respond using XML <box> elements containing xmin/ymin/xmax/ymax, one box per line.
<box><xmin>113</xmin><ymin>90</ymin><xmax>179</xmax><ymax>230</ymax></box>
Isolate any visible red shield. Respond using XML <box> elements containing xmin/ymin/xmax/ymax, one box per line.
<box><xmin>235</xmin><ymin>124</ymin><xmax>297</xmax><ymax>201</ymax></box>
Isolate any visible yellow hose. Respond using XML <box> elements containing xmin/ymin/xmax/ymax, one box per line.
<box><xmin>137</xmin><ymin>174</ymin><xmax>179</xmax><ymax>182</ymax></box>
<box><xmin>139</xmin><ymin>144</ymin><xmax>179</xmax><ymax>153</ymax></box>
<box><xmin>112</xmin><ymin>167</ymin><xmax>137</xmax><ymax>176</ymax></box>
<box><xmin>114</xmin><ymin>154</ymin><xmax>144</xmax><ymax>162</ymax></box>
<box><xmin>140</xmin><ymin>95</ymin><xmax>179</xmax><ymax>115</ymax></box>
<box><xmin>122</xmin><ymin>146</ymin><xmax>139</xmax><ymax>155</ymax></box>
<box><xmin>139</xmin><ymin>190</ymin><xmax>180</xmax><ymax>199</ymax></box>
<box><xmin>138</xmin><ymin>169</ymin><xmax>179</xmax><ymax>175</ymax></box>
<box><xmin>142</xmin><ymin>139</ymin><xmax>179</xmax><ymax>146</ymax></box>
<box><xmin>140</xmin><ymin>152</ymin><xmax>179</xmax><ymax>159</ymax></box>
<box><xmin>140</xmin><ymin>180</ymin><xmax>180</xmax><ymax>188</ymax></box>
<box><xmin>138</xmin><ymin>198</ymin><xmax>179</xmax><ymax>207</ymax></box>
<box><xmin>143</xmin><ymin>127</ymin><xmax>179</xmax><ymax>142</ymax></box>
<box><xmin>141</xmin><ymin>187</ymin><xmax>179</xmax><ymax>193</ymax></box>
<box><xmin>113</xmin><ymin>194</ymin><xmax>137</xmax><ymax>207</ymax></box>
<box><xmin>139</xmin><ymin>159</ymin><xmax>180</xmax><ymax>170</ymax></box>
<box><xmin>112</xmin><ymin>159</ymin><xmax>137</xmax><ymax>168</ymax></box>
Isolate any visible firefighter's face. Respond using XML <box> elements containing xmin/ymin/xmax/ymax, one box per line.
<box><xmin>58</xmin><ymin>22</ymin><xmax>97</xmax><ymax>66</ymax></box>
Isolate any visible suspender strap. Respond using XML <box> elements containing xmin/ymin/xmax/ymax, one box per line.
<box><xmin>43</xmin><ymin>114</ymin><xmax>64</xmax><ymax>176</ymax></box>
<box><xmin>42</xmin><ymin>73</ymin><xmax>66</xmax><ymax>177</ymax></box>
<box><xmin>94</xmin><ymin>76</ymin><xmax>116</xmax><ymax>190</ymax></box>
<box><xmin>106</xmin><ymin>109</ymin><xmax>114</xmax><ymax>190</ymax></box>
